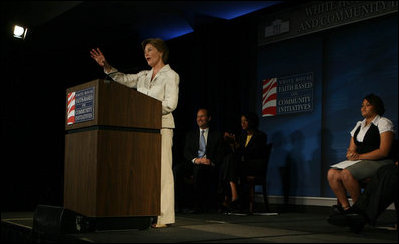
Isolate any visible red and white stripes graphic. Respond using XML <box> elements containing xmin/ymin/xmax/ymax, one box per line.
<box><xmin>262</xmin><ymin>78</ymin><xmax>277</xmax><ymax>117</ymax></box>
<box><xmin>67</xmin><ymin>92</ymin><xmax>75</xmax><ymax>125</ymax></box>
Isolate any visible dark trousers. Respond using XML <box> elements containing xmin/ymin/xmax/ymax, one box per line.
<box><xmin>173</xmin><ymin>163</ymin><xmax>194</xmax><ymax>210</ymax></box>
<box><xmin>353</xmin><ymin>163</ymin><xmax>398</xmax><ymax>225</ymax></box>
<box><xmin>193</xmin><ymin>164</ymin><xmax>218</xmax><ymax>211</ymax></box>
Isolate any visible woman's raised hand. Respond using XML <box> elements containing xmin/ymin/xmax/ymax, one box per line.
<box><xmin>90</xmin><ymin>48</ymin><xmax>107</xmax><ymax>67</ymax></box>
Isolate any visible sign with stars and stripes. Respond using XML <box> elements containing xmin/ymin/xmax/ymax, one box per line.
<box><xmin>262</xmin><ymin>72</ymin><xmax>313</xmax><ymax>117</ymax></box>
<box><xmin>67</xmin><ymin>87</ymin><xmax>95</xmax><ymax>125</ymax></box>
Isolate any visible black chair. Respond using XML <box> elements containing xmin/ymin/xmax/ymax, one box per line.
<box><xmin>246</xmin><ymin>143</ymin><xmax>272</xmax><ymax>213</ymax></box>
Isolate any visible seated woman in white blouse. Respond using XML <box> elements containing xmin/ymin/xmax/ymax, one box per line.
<box><xmin>327</xmin><ymin>93</ymin><xmax>395</xmax><ymax>212</ymax></box>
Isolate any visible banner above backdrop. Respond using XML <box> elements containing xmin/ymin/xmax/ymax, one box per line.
<box><xmin>262</xmin><ymin>72</ymin><xmax>313</xmax><ymax>117</ymax></box>
<box><xmin>258</xmin><ymin>1</ymin><xmax>398</xmax><ymax>46</ymax></box>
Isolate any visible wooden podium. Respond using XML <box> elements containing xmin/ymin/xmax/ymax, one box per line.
<box><xmin>64</xmin><ymin>79</ymin><xmax>161</xmax><ymax>219</ymax></box>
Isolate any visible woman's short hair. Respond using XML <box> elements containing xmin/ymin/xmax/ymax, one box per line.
<box><xmin>141</xmin><ymin>38</ymin><xmax>169</xmax><ymax>64</ymax></box>
<box><xmin>364</xmin><ymin>93</ymin><xmax>385</xmax><ymax>116</ymax></box>
<box><xmin>243</xmin><ymin>112</ymin><xmax>259</xmax><ymax>130</ymax></box>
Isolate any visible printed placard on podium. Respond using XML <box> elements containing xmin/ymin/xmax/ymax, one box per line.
<box><xmin>67</xmin><ymin>87</ymin><xmax>95</xmax><ymax>125</ymax></box>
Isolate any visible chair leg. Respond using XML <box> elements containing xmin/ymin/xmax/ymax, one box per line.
<box><xmin>262</xmin><ymin>183</ymin><xmax>270</xmax><ymax>212</ymax></box>
<box><xmin>394</xmin><ymin>198</ymin><xmax>399</xmax><ymax>223</ymax></box>
<box><xmin>248</xmin><ymin>179</ymin><xmax>255</xmax><ymax>214</ymax></box>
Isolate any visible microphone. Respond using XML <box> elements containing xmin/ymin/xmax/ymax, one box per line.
<box><xmin>104</xmin><ymin>73</ymin><xmax>113</xmax><ymax>84</ymax></box>
<box><xmin>103</xmin><ymin>70</ymin><xmax>118</xmax><ymax>84</ymax></box>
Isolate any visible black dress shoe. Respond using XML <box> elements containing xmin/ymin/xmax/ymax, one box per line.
<box><xmin>327</xmin><ymin>211</ymin><xmax>367</xmax><ymax>233</ymax></box>
<box><xmin>229</xmin><ymin>200</ymin><xmax>240</xmax><ymax>210</ymax></box>
<box><xmin>327</xmin><ymin>206</ymin><xmax>355</xmax><ymax>226</ymax></box>
<box><xmin>227</xmin><ymin>200</ymin><xmax>242</xmax><ymax>213</ymax></box>
<box><xmin>331</xmin><ymin>205</ymin><xmax>345</xmax><ymax>215</ymax></box>
<box><xmin>347</xmin><ymin>213</ymin><xmax>367</xmax><ymax>233</ymax></box>
<box><xmin>327</xmin><ymin>213</ymin><xmax>349</xmax><ymax>227</ymax></box>
<box><xmin>181</xmin><ymin>208</ymin><xmax>197</xmax><ymax>214</ymax></box>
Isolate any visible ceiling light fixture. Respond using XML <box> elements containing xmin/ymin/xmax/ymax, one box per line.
<box><xmin>13</xmin><ymin>25</ymin><xmax>28</xmax><ymax>39</ymax></box>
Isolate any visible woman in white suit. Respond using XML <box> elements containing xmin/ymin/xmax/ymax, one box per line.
<box><xmin>90</xmin><ymin>38</ymin><xmax>179</xmax><ymax>228</ymax></box>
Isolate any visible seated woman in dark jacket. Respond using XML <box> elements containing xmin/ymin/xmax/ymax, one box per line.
<box><xmin>221</xmin><ymin>112</ymin><xmax>268</xmax><ymax>212</ymax></box>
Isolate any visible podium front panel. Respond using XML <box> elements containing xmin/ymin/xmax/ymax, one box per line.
<box><xmin>64</xmin><ymin>129</ymin><xmax>161</xmax><ymax>217</ymax></box>
<box><xmin>64</xmin><ymin>130</ymin><xmax>98</xmax><ymax>216</ymax></box>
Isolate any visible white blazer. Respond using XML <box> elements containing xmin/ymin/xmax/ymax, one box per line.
<box><xmin>106</xmin><ymin>64</ymin><xmax>180</xmax><ymax>128</ymax></box>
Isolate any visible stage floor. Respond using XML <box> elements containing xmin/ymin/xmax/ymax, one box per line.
<box><xmin>1</xmin><ymin>208</ymin><xmax>397</xmax><ymax>243</ymax></box>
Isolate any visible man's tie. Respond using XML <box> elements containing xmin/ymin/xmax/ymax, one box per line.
<box><xmin>198</xmin><ymin>130</ymin><xmax>206</xmax><ymax>158</ymax></box>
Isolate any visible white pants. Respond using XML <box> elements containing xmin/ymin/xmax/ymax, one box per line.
<box><xmin>157</xmin><ymin>128</ymin><xmax>175</xmax><ymax>225</ymax></box>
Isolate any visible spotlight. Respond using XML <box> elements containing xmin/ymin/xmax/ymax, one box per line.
<box><xmin>13</xmin><ymin>25</ymin><xmax>28</xmax><ymax>39</ymax></box>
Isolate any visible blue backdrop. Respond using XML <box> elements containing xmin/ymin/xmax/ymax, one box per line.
<box><xmin>257</xmin><ymin>14</ymin><xmax>398</xmax><ymax>198</ymax></box>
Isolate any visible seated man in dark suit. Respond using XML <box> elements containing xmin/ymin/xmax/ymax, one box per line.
<box><xmin>184</xmin><ymin>108</ymin><xmax>224</xmax><ymax>212</ymax></box>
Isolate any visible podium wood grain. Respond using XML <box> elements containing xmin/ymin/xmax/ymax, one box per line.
<box><xmin>64</xmin><ymin>79</ymin><xmax>161</xmax><ymax>217</ymax></box>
